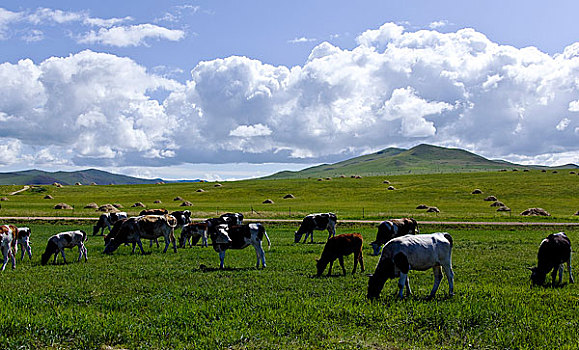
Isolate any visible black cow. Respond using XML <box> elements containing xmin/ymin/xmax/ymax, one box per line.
<box><xmin>529</xmin><ymin>232</ymin><xmax>574</xmax><ymax>286</ymax></box>
<box><xmin>294</xmin><ymin>213</ymin><xmax>337</xmax><ymax>243</ymax></box>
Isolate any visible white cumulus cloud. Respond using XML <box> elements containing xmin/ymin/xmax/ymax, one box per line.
<box><xmin>77</xmin><ymin>24</ymin><xmax>185</xmax><ymax>47</ymax></box>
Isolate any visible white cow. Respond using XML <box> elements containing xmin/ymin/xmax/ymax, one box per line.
<box><xmin>367</xmin><ymin>232</ymin><xmax>454</xmax><ymax>299</ymax></box>
<box><xmin>41</xmin><ymin>230</ymin><xmax>88</xmax><ymax>265</ymax></box>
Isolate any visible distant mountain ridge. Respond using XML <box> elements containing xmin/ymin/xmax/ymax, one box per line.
<box><xmin>0</xmin><ymin>169</ymin><xmax>165</xmax><ymax>185</ymax></box>
<box><xmin>265</xmin><ymin>144</ymin><xmax>578</xmax><ymax>179</ymax></box>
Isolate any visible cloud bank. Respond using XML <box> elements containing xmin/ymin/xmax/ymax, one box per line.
<box><xmin>0</xmin><ymin>22</ymin><xmax>577</xmax><ymax>169</ymax></box>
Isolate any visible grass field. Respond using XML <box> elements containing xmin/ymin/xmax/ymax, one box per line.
<box><xmin>0</xmin><ymin>170</ymin><xmax>577</xmax><ymax>222</ymax></box>
<box><xmin>0</xmin><ymin>221</ymin><xmax>578</xmax><ymax>349</ymax></box>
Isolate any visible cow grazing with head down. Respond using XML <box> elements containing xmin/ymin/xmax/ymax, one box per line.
<box><xmin>316</xmin><ymin>233</ymin><xmax>364</xmax><ymax>276</ymax></box>
<box><xmin>294</xmin><ymin>213</ymin><xmax>337</xmax><ymax>243</ymax></box>
<box><xmin>0</xmin><ymin>224</ymin><xmax>18</xmax><ymax>271</ymax></box>
<box><xmin>16</xmin><ymin>227</ymin><xmax>32</xmax><ymax>261</ymax></box>
<box><xmin>41</xmin><ymin>230</ymin><xmax>88</xmax><ymax>265</ymax></box>
<box><xmin>179</xmin><ymin>222</ymin><xmax>208</xmax><ymax>248</ymax></box>
<box><xmin>93</xmin><ymin>212</ymin><xmax>128</xmax><ymax>235</ymax></box>
<box><xmin>103</xmin><ymin>214</ymin><xmax>178</xmax><ymax>254</ymax></box>
<box><xmin>210</xmin><ymin>223</ymin><xmax>271</xmax><ymax>269</ymax></box>
<box><xmin>367</xmin><ymin>232</ymin><xmax>454</xmax><ymax>300</ymax></box>
<box><xmin>370</xmin><ymin>218</ymin><xmax>419</xmax><ymax>256</ymax></box>
<box><xmin>528</xmin><ymin>232</ymin><xmax>574</xmax><ymax>286</ymax></box>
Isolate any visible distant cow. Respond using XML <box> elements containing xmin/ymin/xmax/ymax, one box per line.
<box><xmin>0</xmin><ymin>224</ymin><xmax>18</xmax><ymax>271</ymax></box>
<box><xmin>294</xmin><ymin>213</ymin><xmax>337</xmax><ymax>243</ymax></box>
<box><xmin>367</xmin><ymin>233</ymin><xmax>454</xmax><ymax>299</ymax></box>
<box><xmin>529</xmin><ymin>232</ymin><xmax>574</xmax><ymax>286</ymax></box>
<box><xmin>139</xmin><ymin>208</ymin><xmax>168</xmax><ymax>216</ymax></box>
<box><xmin>41</xmin><ymin>230</ymin><xmax>88</xmax><ymax>265</ymax></box>
<box><xmin>210</xmin><ymin>223</ymin><xmax>271</xmax><ymax>269</ymax></box>
<box><xmin>170</xmin><ymin>210</ymin><xmax>192</xmax><ymax>229</ymax></box>
<box><xmin>370</xmin><ymin>218</ymin><xmax>419</xmax><ymax>256</ymax></box>
<box><xmin>16</xmin><ymin>227</ymin><xmax>32</xmax><ymax>260</ymax></box>
<box><xmin>93</xmin><ymin>212</ymin><xmax>128</xmax><ymax>235</ymax></box>
<box><xmin>316</xmin><ymin>233</ymin><xmax>364</xmax><ymax>276</ymax></box>
<box><xmin>179</xmin><ymin>222</ymin><xmax>208</xmax><ymax>248</ymax></box>
<box><xmin>103</xmin><ymin>214</ymin><xmax>178</xmax><ymax>254</ymax></box>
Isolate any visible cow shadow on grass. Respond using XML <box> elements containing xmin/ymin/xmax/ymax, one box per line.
<box><xmin>194</xmin><ymin>264</ymin><xmax>264</xmax><ymax>273</ymax></box>
<box><xmin>368</xmin><ymin>293</ymin><xmax>455</xmax><ymax>303</ymax></box>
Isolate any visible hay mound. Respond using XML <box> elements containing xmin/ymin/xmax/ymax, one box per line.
<box><xmin>484</xmin><ymin>196</ymin><xmax>498</xmax><ymax>202</ymax></box>
<box><xmin>75</xmin><ymin>182</ymin><xmax>82</xmax><ymax>186</ymax></box>
<box><xmin>497</xmin><ymin>207</ymin><xmax>511</xmax><ymax>212</ymax></box>
<box><xmin>416</xmin><ymin>204</ymin><xmax>428</xmax><ymax>209</ymax></box>
<box><xmin>44</xmin><ymin>195</ymin><xmax>54</xmax><ymax>200</ymax></box>
<box><xmin>325</xmin><ymin>177</ymin><xmax>332</xmax><ymax>181</ymax></box>
<box><xmin>84</xmin><ymin>203</ymin><xmax>98</xmax><ymax>209</ymax></box>
<box><xmin>520</xmin><ymin>208</ymin><xmax>551</xmax><ymax>216</ymax></box>
<box><xmin>132</xmin><ymin>202</ymin><xmax>146</xmax><ymax>208</ymax></box>
<box><xmin>180</xmin><ymin>201</ymin><xmax>193</xmax><ymax>207</ymax></box>
<box><xmin>113</xmin><ymin>203</ymin><xmax>123</xmax><ymax>209</ymax></box>
<box><xmin>283</xmin><ymin>194</ymin><xmax>295</xmax><ymax>199</ymax></box>
<box><xmin>426</xmin><ymin>207</ymin><xmax>440</xmax><ymax>213</ymax></box>
<box><xmin>387</xmin><ymin>186</ymin><xmax>396</xmax><ymax>190</ymax></box>
<box><xmin>153</xmin><ymin>200</ymin><xmax>162</xmax><ymax>204</ymax></box>
<box><xmin>196</xmin><ymin>189</ymin><xmax>205</xmax><ymax>192</ymax></box>
<box><xmin>471</xmin><ymin>189</ymin><xmax>483</xmax><ymax>194</ymax></box>
<box><xmin>574</xmin><ymin>210</ymin><xmax>579</xmax><ymax>216</ymax></box>
<box><xmin>0</xmin><ymin>197</ymin><xmax>8</xmax><ymax>201</ymax></box>
<box><xmin>90</xmin><ymin>182</ymin><xmax>97</xmax><ymax>185</ymax></box>
<box><xmin>173</xmin><ymin>196</ymin><xmax>184</xmax><ymax>201</ymax></box>
<box><xmin>214</xmin><ymin>183</ymin><xmax>223</xmax><ymax>187</ymax></box>
<box><xmin>491</xmin><ymin>201</ymin><xmax>505</xmax><ymax>207</ymax></box>
<box><xmin>97</xmin><ymin>204</ymin><xmax>120</xmax><ymax>212</ymax></box>
<box><xmin>383</xmin><ymin>180</ymin><xmax>390</xmax><ymax>184</ymax></box>
<box><xmin>317</xmin><ymin>178</ymin><xmax>324</xmax><ymax>181</ymax></box>
<box><xmin>54</xmin><ymin>203</ymin><xmax>73</xmax><ymax>210</ymax></box>
<box><xmin>52</xmin><ymin>182</ymin><xmax>62</xmax><ymax>187</ymax></box>
<box><xmin>263</xmin><ymin>199</ymin><xmax>274</xmax><ymax>204</ymax></box>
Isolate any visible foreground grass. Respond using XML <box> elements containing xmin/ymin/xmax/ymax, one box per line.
<box><xmin>0</xmin><ymin>170</ymin><xmax>578</xmax><ymax>222</ymax></box>
<box><xmin>0</xmin><ymin>222</ymin><xmax>577</xmax><ymax>349</ymax></box>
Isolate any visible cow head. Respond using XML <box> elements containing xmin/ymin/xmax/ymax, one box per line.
<box><xmin>528</xmin><ymin>266</ymin><xmax>546</xmax><ymax>286</ymax></box>
<box><xmin>294</xmin><ymin>231</ymin><xmax>303</xmax><ymax>243</ymax></box>
<box><xmin>366</xmin><ymin>259</ymin><xmax>397</xmax><ymax>299</ymax></box>
<box><xmin>370</xmin><ymin>242</ymin><xmax>383</xmax><ymax>256</ymax></box>
<box><xmin>214</xmin><ymin>224</ymin><xmax>232</xmax><ymax>244</ymax></box>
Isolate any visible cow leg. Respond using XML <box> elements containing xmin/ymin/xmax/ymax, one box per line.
<box><xmin>558</xmin><ymin>264</ymin><xmax>564</xmax><ymax>284</ymax></box>
<box><xmin>80</xmin><ymin>243</ymin><xmax>88</xmax><ymax>262</ymax></box>
<box><xmin>26</xmin><ymin>244</ymin><xmax>32</xmax><ymax>260</ymax></box>
<box><xmin>427</xmin><ymin>266</ymin><xmax>443</xmax><ymax>299</ymax></box>
<box><xmin>568</xmin><ymin>257</ymin><xmax>574</xmax><ymax>283</ymax></box>
<box><xmin>219</xmin><ymin>250</ymin><xmax>226</xmax><ymax>269</ymax></box>
<box><xmin>358</xmin><ymin>250</ymin><xmax>365</xmax><ymax>273</ymax></box>
<box><xmin>131</xmin><ymin>243</ymin><xmax>137</xmax><ymax>254</ymax></box>
<box><xmin>442</xmin><ymin>263</ymin><xmax>455</xmax><ymax>296</ymax></box>
<box><xmin>551</xmin><ymin>267</ymin><xmax>559</xmax><ymax>285</ymax></box>
<box><xmin>19</xmin><ymin>244</ymin><xmax>24</xmax><ymax>261</ymax></box>
<box><xmin>8</xmin><ymin>248</ymin><xmax>15</xmax><ymax>270</ymax></box>
<box><xmin>60</xmin><ymin>249</ymin><xmax>67</xmax><ymax>264</ymax></box>
<box><xmin>327</xmin><ymin>225</ymin><xmax>336</xmax><ymax>240</ymax></box>
<box><xmin>136</xmin><ymin>239</ymin><xmax>146</xmax><ymax>254</ymax></box>
<box><xmin>171</xmin><ymin>234</ymin><xmax>178</xmax><ymax>253</ymax></box>
<box><xmin>327</xmin><ymin>260</ymin><xmax>334</xmax><ymax>276</ymax></box>
<box><xmin>302</xmin><ymin>231</ymin><xmax>311</xmax><ymax>243</ymax></box>
<box><xmin>1</xmin><ymin>248</ymin><xmax>8</xmax><ymax>271</ymax></box>
<box><xmin>397</xmin><ymin>273</ymin><xmax>407</xmax><ymax>299</ymax></box>
<box><xmin>405</xmin><ymin>276</ymin><xmax>412</xmax><ymax>296</ymax></box>
<box><xmin>338</xmin><ymin>256</ymin><xmax>346</xmax><ymax>276</ymax></box>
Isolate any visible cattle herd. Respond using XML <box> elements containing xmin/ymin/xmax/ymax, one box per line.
<box><xmin>0</xmin><ymin>210</ymin><xmax>574</xmax><ymax>299</ymax></box>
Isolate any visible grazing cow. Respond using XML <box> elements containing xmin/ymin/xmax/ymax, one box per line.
<box><xmin>0</xmin><ymin>224</ymin><xmax>18</xmax><ymax>271</ymax></box>
<box><xmin>220</xmin><ymin>212</ymin><xmax>244</xmax><ymax>226</ymax></box>
<box><xmin>41</xmin><ymin>230</ymin><xmax>88</xmax><ymax>265</ymax></box>
<box><xmin>210</xmin><ymin>223</ymin><xmax>271</xmax><ymax>269</ymax></box>
<box><xmin>139</xmin><ymin>208</ymin><xmax>168</xmax><ymax>216</ymax></box>
<box><xmin>93</xmin><ymin>212</ymin><xmax>128</xmax><ymax>235</ymax></box>
<box><xmin>103</xmin><ymin>214</ymin><xmax>178</xmax><ymax>254</ymax></box>
<box><xmin>370</xmin><ymin>218</ymin><xmax>419</xmax><ymax>256</ymax></box>
<box><xmin>294</xmin><ymin>213</ymin><xmax>337</xmax><ymax>243</ymax></box>
<box><xmin>16</xmin><ymin>227</ymin><xmax>32</xmax><ymax>260</ymax></box>
<box><xmin>179</xmin><ymin>222</ymin><xmax>208</xmax><ymax>248</ymax></box>
<box><xmin>170</xmin><ymin>210</ymin><xmax>192</xmax><ymax>229</ymax></box>
<box><xmin>367</xmin><ymin>233</ymin><xmax>454</xmax><ymax>299</ymax></box>
<box><xmin>529</xmin><ymin>232</ymin><xmax>574</xmax><ymax>286</ymax></box>
<box><xmin>316</xmin><ymin>233</ymin><xmax>364</xmax><ymax>276</ymax></box>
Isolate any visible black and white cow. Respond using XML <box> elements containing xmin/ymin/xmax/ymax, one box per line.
<box><xmin>0</xmin><ymin>224</ymin><xmax>18</xmax><ymax>271</ymax></box>
<box><xmin>170</xmin><ymin>210</ymin><xmax>193</xmax><ymax>229</ymax></box>
<box><xmin>220</xmin><ymin>212</ymin><xmax>244</xmax><ymax>226</ymax></box>
<box><xmin>179</xmin><ymin>222</ymin><xmax>208</xmax><ymax>248</ymax></box>
<box><xmin>367</xmin><ymin>232</ymin><xmax>454</xmax><ymax>299</ymax></box>
<box><xmin>529</xmin><ymin>232</ymin><xmax>574</xmax><ymax>286</ymax></box>
<box><xmin>41</xmin><ymin>230</ymin><xmax>88</xmax><ymax>265</ymax></box>
<box><xmin>16</xmin><ymin>227</ymin><xmax>32</xmax><ymax>260</ymax></box>
<box><xmin>210</xmin><ymin>223</ymin><xmax>271</xmax><ymax>269</ymax></box>
<box><xmin>103</xmin><ymin>215</ymin><xmax>178</xmax><ymax>254</ymax></box>
<box><xmin>294</xmin><ymin>213</ymin><xmax>337</xmax><ymax>243</ymax></box>
<box><xmin>370</xmin><ymin>218</ymin><xmax>419</xmax><ymax>256</ymax></box>
<box><xmin>93</xmin><ymin>212</ymin><xmax>128</xmax><ymax>235</ymax></box>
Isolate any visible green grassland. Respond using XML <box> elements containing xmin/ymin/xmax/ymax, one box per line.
<box><xmin>0</xmin><ymin>222</ymin><xmax>578</xmax><ymax>349</ymax></box>
<box><xmin>0</xmin><ymin>170</ymin><xmax>577</xmax><ymax>222</ymax></box>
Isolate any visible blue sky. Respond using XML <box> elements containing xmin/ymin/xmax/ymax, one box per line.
<box><xmin>0</xmin><ymin>1</ymin><xmax>578</xmax><ymax>180</ymax></box>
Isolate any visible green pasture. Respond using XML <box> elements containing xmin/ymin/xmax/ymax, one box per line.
<box><xmin>0</xmin><ymin>222</ymin><xmax>577</xmax><ymax>349</ymax></box>
<box><xmin>0</xmin><ymin>170</ymin><xmax>577</xmax><ymax>222</ymax></box>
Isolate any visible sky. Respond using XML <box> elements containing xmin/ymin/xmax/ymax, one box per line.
<box><xmin>0</xmin><ymin>1</ymin><xmax>578</xmax><ymax>181</ymax></box>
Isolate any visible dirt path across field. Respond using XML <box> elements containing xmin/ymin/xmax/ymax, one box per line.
<box><xmin>0</xmin><ymin>216</ymin><xmax>577</xmax><ymax>226</ymax></box>
<box><xmin>8</xmin><ymin>185</ymin><xmax>30</xmax><ymax>195</ymax></box>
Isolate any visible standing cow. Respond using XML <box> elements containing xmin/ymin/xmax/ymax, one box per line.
<box><xmin>93</xmin><ymin>212</ymin><xmax>128</xmax><ymax>235</ymax></box>
<box><xmin>0</xmin><ymin>224</ymin><xmax>18</xmax><ymax>271</ymax></box>
<box><xmin>316</xmin><ymin>233</ymin><xmax>364</xmax><ymax>276</ymax></box>
<box><xmin>210</xmin><ymin>223</ymin><xmax>271</xmax><ymax>269</ymax></box>
<box><xmin>367</xmin><ymin>232</ymin><xmax>454</xmax><ymax>299</ymax></box>
<box><xmin>179</xmin><ymin>222</ymin><xmax>208</xmax><ymax>248</ymax></box>
<box><xmin>16</xmin><ymin>227</ymin><xmax>33</xmax><ymax>260</ymax></box>
<box><xmin>528</xmin><ymin>232</ymin><xmax>574</xmax><ymax>286</ymax></box>
<box><xmin>294</xmin><ymin>213</ymin><xmax>337</xmax><ymax>243</ymax></box>
<box><xmin>370</xmin><ymin>218</ymin><xmax>419</xmax><ymax>256</ymax></box>
<box><xmin>41</xmin><ymin>230</ymin><xmax>88</xmax><ymax>265</ymax></box>
<box><xmin>103</xmin><ymin>214</ymin><xmax>178</xmax><ymax>254</ymax></box>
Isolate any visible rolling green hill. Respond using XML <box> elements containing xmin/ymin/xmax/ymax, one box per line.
<box><xmin>265</xmin><ymin>144</ymin><xmax>577</xmax><ymax>179</ymax></box>
<box><xmin>0</xmin><ymin>169</ymin><xmax>164</xmax><ymax>186</ymax></box>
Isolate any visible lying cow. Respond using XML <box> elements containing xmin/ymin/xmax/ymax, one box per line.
<box><xmin>367</xmin><ymin>232</ymin><xmax>454</xmax><ymax>299</ymax></box>
<box><xmin>16</xmin><ymin>227</ymin><xmax>33</xmax><ymax>261</ymax></box>
<box><xmin>103</xmin><ymin>214</ymin><xmax>178</xmax><ymax>254</ymax></box>
<box><xmin>93</xmin><ymin>212</ymin><xmax>128</xmax><ymax>235</ymax></box>
<box><xmin>316</xmin><ymin>233</ymin><xmax>364</xmax><ymax>276</ymax></box>
<box><xmin>370</xmin><ymin>218</ymin><xmax>419</xmax><ymax>256</ymax></box>
<box><xmin>294</xmin><ymin>213</ymin><xmax>337</xmax><ymax>243</ymax></box>
<box><xmin>41</xmin><ymin>230</ymin><xmax>88</xmax><ymax>265</ymax></box>
<box><xmin>529</xmin><ymin>232</ymin><xmax>574</xmax><ymax>286</ymax></box>
<box><xmin>179</xmin><ymin>222</ymin><xmax>208</xmax><ymax>248</ymax></box>
<box><xmin>0</xmin><ymin>224</ymin><xmax>18</xmax><ymax>271</ymax></box>
<box><xmin>210</xmin><ymin>223</ymin><xmax>271</xmax><ymax>269</ymax></box>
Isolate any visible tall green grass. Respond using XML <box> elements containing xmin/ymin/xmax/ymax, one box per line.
<box><xmin>0</xmin><ymin>222</ymin><xmax>577</xmax><ymax>349</ymax></box>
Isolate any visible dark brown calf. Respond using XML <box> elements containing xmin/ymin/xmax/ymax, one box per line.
<box><xmin>316</xmin><ymin>233</ymin><xmax>364</xmax><ymax>276</ymax></box>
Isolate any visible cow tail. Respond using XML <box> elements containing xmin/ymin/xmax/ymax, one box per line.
<box><xmin>443</xmin><ymin>233</ymin><xmax>453</xmax><ymax>247</ymax></box>
<box><xmin>262</xmin><ymin>226</ymin><xmax>271</xmax><ymax>250</ymax></box>
<box><xmin>80</xmin><ymin>230</ymin><xmax>88</xmax><ymax>242</ymax></box>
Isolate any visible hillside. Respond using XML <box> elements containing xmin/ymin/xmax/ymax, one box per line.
<box><xmin>265</xmin><ymin>144</ymin><xmax>577</xmax><ymax>179</ymax></box>
<box><xmin>0</xmin><ymin>169</ymin><xmax>164</xmax><ymax>186</ymax></box>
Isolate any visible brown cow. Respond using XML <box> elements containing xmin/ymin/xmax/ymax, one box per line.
<box><xmin>104</xmin><ymin>215</ymin><xmax>178</xmax><ymax>254</ymax></box>
<box><xmin>316</xmin><ymin>233</ymin><xmax>364</xmax><ymax>276</ymax></box>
